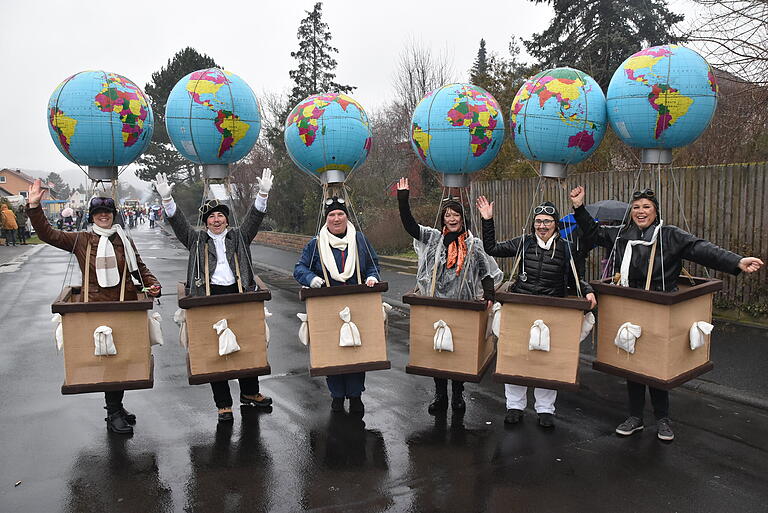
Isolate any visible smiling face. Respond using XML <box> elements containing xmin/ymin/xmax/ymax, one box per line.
<box><xmin>534</xmin><ymin>214</ymin><xmax>556</xmax><ymax>241</ymax></box>
<box><xmin>92</xmin><ymin>210</ymin><xmax>114</xmax><ymax>229</ymax></box>
<box><xmin>631</xmin><ymin>199</ymin><xmax>657</xmax><ymax>229</ymax></box>
<box><xmin>443</xmin><ymin>207</ymin><xmax>463</xmax><ymax>233</ymax></box>
<box><xmin>206</xmin><ymin>211</ymin><xmax>228</xmax><ymax>234</ymax></box>
<box><xmin>326</xmin><ymin>210</ymin><xmax>348</xmax><ymax>235</ymax></box>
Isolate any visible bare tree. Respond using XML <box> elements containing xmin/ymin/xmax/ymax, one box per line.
<box><xmin>391</xmin><ymin>39</ymin><xmax>457</xmax><ymax>139</ymax></box>
<box><xmin>689</xmin><ymin>0</ymin><xmax>768</xmax><ymax>85</ymax></box>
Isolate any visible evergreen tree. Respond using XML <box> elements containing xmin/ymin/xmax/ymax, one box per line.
<box><xmin>45</xmin><ymin>172</ymin><xmax>71</xmax><ymax>199</ymax></box>
<box><xmin>287</xmin><ymin>2</ymin><xmax>355</xmax><ymax>107</ymax></box>
<box><xmin>265</xmin><ymin>1</ymin><xmax>356</xmax><ymax>234</ymax></box>
<box><xmin>524</xmin><ymin>0</ymin><xmax>685</xmax><ymax>89</ymax></box>
<box><xmin>470</xmin><ymin>39</ymin><xmax>489</xmax><ymax>84</ymax></box>
<box><xmin>136</xmin><ymin>47</ymin><xmax>218</xmax><ymax>183</ymax></box>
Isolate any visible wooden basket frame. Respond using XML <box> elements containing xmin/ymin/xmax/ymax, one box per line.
<box><xmin>177</xmin><ymin>278</ymin><xmax>272</xmax><ymax>385</ymax></box>
<box><xmin>300</xmin><ymin>282</ymin><xmax>391</xmax><ymax>376</ymax></box>
<box><xmin>52</xmin><ymin>286</ymin><xmax>155</xmax><ymax>394</ymax></box>
<box><xmin>590</xmin><ymin>276</ymin><xmax>722</xmax><ymax>389</ymax></box>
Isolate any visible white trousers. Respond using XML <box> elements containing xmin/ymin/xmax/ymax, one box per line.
<box><xmin>504</xmin><ymin>384</ymin><xmax>557</xmax><ymax>414</ymax></box>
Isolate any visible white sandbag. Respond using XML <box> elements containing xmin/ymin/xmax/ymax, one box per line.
<box><xmin>615</xmin><ymin>322</ymin><xmax>642</xmax><ymax>354</ymax></box>
<box><xmin>52</xmin><ymin>313</ymin><xmax>63</xmax><ymax>351</ymax></box>
<box><xmin>486</xmin><ymin>302</ymin><xmax>502</xmax><ymax>339</ymax></box>
<box><xmin>297</xmin><ymin>313</ymin><xmax>309</xmax><ymax>346</ymax></box>
<box><xmin>173</xmin><ymin>308</ymin><xmax>188</xmax><ymax>349</ymax></box>
<box><xmin>690</xmin><ymin>321</ymin><xmax>714</xmax><ymax>350</ymax></box>
<box><xmin>580</xmin><ymin>312</ymin><xmax>596</xmax><ymax>340</ymax></box>
<box><xmin>93</xmin><ymin>326</ymin><xmax>117</xmax><ymax>356</ymax></box>
<box><xmin>264</xmin><ymin>307</ymin><xmax>273</xmax><ymax>347</ymax></box>
<box><xmin>339</xmin><ymin>306</ymin><xmax>362</xmax><ymax>347</ymax></box>
<box><xmin>213</xmin><ymin>319</ymin><xmax>240</xmax><ymax>356</ymax></box>
<box><xmin>433</xmin><ymin>320</ymin><xmax>454</xmax><ymax>352</ymax></box>
<box><xmin>148</xmin><ymin>311</ymin><xmax>164</xmax><ymax>346</ymax></box>
<box><xmin>528</xmin><ymin>320</ymin><xmax>550</xmax><ymax>352</ymax></box>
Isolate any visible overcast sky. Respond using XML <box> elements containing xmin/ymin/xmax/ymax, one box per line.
<box><xmin>0</xmin><ymin>0</ymin><xmax>693</xmax><ymax>189</ymax></box>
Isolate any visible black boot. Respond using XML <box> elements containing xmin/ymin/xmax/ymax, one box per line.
<box><xmin>428</xmin><ymin>394</ymin><xmax>448</xmax><ymax>414</ymax></box>
<box><xmin>331</xmin><ymin>397</ymin><xmax>345</xmax><ymax>412</ymax></box>
<box><xmin>106</xmin><ymin>411</ymin><xmax>134</xmax><ymax>434</ymax></box>
<box><xmin>349</xmin><ymin>396</ymin><xmax>365</xmax><ymax>414</ymax></box>
<box><xmin>451</xmin><ymin>381</ymin><xmax>466</xmax><ymax>411</ymax></box>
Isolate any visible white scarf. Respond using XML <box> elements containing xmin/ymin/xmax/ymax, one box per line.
<box><xmin>207</xmin><ymin>229</ymin><xmax>236</xmax><ymax>285</ymax></box>
<box><xmin>317</xmin><ymin>222</ymin><xmax>358</xmax><ymax>283</ymax></box>
<box><xmin>536</xmin><ymin>234</ymin><xmax>558</xmax><ymax>260</ymax></box>
<box><xmin>92</xmin><ymin>224</ymin><xmax>138</xmax><ymax>287</ymax></box>
<box><xmin>619</xmin><ymin>221</ymin><xmax>663</xmax><ymax>287</ymax></box>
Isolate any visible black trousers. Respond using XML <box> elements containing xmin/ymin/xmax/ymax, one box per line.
<box><xmin>627</xmin><ymin>380</ymin><xmax>669</xmax><ymax>419</ymax></box>
<box><xmin>208</xmin><ymin>283</ymin><xmax>261</xmax><ymax>409</ymax></box>
<box><xmin>434</xmin><ymin>378</ymin><xmax>464</xmax><ymax>397</ymax></box>
<box><xmin>104</xmin><ymin>390</ymin><xmax>125</xmax><ymax>415</ymax></box>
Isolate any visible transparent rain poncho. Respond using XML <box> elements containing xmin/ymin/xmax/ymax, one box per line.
<box><xmin>413</xmin><ymin>225</ymin><xmax>503</xmax><ymax>301</ymax></box>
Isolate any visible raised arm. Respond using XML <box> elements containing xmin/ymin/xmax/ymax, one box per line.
<box><xmin>477</xmin><ymin>196</ymin><xmax>521</xmax><ymax>257</ymax></box>
<box><xmin>396</xmin><ymin>177</ymin><xmax>424</xmax><ymax>241</ymax></box>
<box><xmin>570</xmin><ymin>186</ymin><xmax>618</xmax><ymax>249</ymax></box>
<box><xmin>26</xmin><ymin>179</ymin><xmax>77</xmax><ymax>252</ymax></box>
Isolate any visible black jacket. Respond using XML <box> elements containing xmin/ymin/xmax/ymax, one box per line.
<box><xmin>572</xmin><ymin>205</ymin><xmax>742</xmax><ymax>291</ymax></box>
<box><xmin>482</xmin><ymin>217</ymin><xmax>593</xmax><ymax>297</ymax></box>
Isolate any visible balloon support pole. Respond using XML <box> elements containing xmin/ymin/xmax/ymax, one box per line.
<box><xmin>87</xmin><ymin>166</ymin><xmax>118</xmax><ymax>182</ymax></box>
<box><xmin>641</xmin><ymin>149</ymin><xmax>673</xmax><ymax>165</ymax></box>
<box><xmin>203</xmin><ymin>164</ymin><xmax>230</xmax><ymax>180</ymax></box>
<box><xmin>540</xmin><ymin>162</ymin><xmax>567</xmax><ymax>179</ymax></box>
<box><xmin>441</xmin><ymin>174</ymin><xmax>469</xmax><ymax>188</ymax></box>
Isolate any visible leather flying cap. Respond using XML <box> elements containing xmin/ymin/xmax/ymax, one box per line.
<box><xmin>440</xmin><ymin>198</ymin><xmax>469</xmax><ymax>230</ymax></box>
<box><xmin>88</xmin><ymin>197</ymin><xmax>117</xmax><ymax>215</ymax></box>
<box><xmin>200</xmin><ymin>199</ymin><xmax>230</xmax><ymax>223</ymax></box>
<box><xmin>531</xmin><ymin>201</ymin><xmax>560</xmax><ymax>230</ymax></box>
<box><xmin>631</xmin><ymin>188</ymin><xmax>660</xmax><ymax>212</ymax></box>
<box><xmin>324</xmin><ymin>197</ymin><xmax>348</xmax><ymax>217</ymax></box>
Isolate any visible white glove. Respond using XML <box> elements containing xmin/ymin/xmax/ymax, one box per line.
<box><xmin>310</xmin><ymin>276</ymin><xmax>324</xmax><ymax>288</ymax></box>
<box><xmin>152</xmin><ymin>172</ymin><xmax>174</xmax><ymax>201</ymax></box>
<box><xmin>365</xmin><ymin>276</ymin><xmax>378</xmax><ymax>287</ymax></box>
<box><xmin>256</xmin><ymin>168</ymin><xmax>273</xmax><ymax>196</ymax></box>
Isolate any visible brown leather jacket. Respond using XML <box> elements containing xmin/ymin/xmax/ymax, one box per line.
<box><xmin>27</xmin><ymin>205</ymin><xmax>159</xmax><ymax>301</ymax></box>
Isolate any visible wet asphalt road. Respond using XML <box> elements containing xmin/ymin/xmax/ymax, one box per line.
<box><xmin>0</xmin><ymin>224</ymin><xmax>767</xmax><ymax>513</ymax></box>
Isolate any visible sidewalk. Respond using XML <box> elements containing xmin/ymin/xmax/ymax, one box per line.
<box><xmin>249</xmin><ymin>241</ymin><xmax>768</xmax><ymax>410</ymax></box>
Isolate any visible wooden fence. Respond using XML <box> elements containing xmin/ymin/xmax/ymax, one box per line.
<box><xmin>471</xmin><ymin>163</ymin><xmax>768</xmax><ymax>308</ymax></box>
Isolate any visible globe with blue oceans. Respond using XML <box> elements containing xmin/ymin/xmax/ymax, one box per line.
<box><xmin>510</xmin><ymin>67</ymin><xmax>606</xmax><ymax>165</ymax></box>
<box><xmin>284</xmin><ymin>93</ymin><xmax>372</xmax><ymax>182</ymax></box>
<box><xmin>606</xmin><ymin>45</ymin><xmax>718</xmax><ymax>149</ymax></box>
<box><xmin>47</xmin><ymin>71</ymin><xmax>154</xmax><ymax>167</ymax></box>
<box><xmin>410</xmin><ymin>83</ymin><xmax>504</xmax><ymax>175</ymax></box>
<box><xmin>165</xmin><ymin>68</ymin><xmax>261</xmax><ymax>164</ymax></box>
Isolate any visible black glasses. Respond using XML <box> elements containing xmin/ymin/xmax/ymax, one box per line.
<box><xmin>632</xmin><ymin>189</ymin><xmax>655</xmax><ymax>199</ymax></box>
<box><xmin>534</xmin><ymin>219</ymin><xmax>555</xmax><ymax>226</ymax></box>
<box><xmin>89</xmin><ymin>197</ymin><xmax>115</xmax><ymax>210</ymax></box>
<box><xmin>324</xmin><ymin>197</ymin><xmax>346</xmax><ymax>205</ymax></box>
<box><xmin>534</xmin><ymin>205</ymin><xmax>556</xmax><ymax>215</ymax></box>
<box><xmin>199</xmin><ymin>199</ymin><xmax>221</xmax><ymax>215</ymax></box>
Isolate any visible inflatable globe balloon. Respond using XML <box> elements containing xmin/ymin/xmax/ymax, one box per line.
<box><xmin>606</xmin><ymin>45</ymin><xmax>718</xmax><ymax>164</ymax></box>
<box><xmin>47</xmin><ymin>71</ymin><xmax>154</xmax><ymax>171</ymax></box>
<box><xmin>510</xmin><ymin>67</ymin><xmax>606</xmax><ymax>178</ymax></box>
<box><xmin>284</xmin><ymin>93</ymin><xmax>371</xmax><ymax>184</ymax></box>
<box><xmin>410</xmin><ymin>83</ymin><xmax>504</xmax><ymax>187</ymax></box>
<box><xmin>165</xmin><ymin>68</ymin><xmax>261</xmax><ymax>170</ymax></box>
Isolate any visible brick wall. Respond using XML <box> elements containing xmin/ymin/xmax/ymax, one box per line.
<box><xmin>254</xmin><ymin>231</ymin><xmax>312</xmax><ymax>252</ymax></box>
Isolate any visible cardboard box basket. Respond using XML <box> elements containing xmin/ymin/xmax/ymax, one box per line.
<box><xmin>52</xmin><ymin>287</ymin><xmax>154</xmax><ymax>395</ymax></box>
<box><xmin>178</xmin><ymin>282</ymin><xmax>272</xmax><ymax>385</ymax></box>
<box><xmin>591</xmin><ymin>277</ymin><xmax>721</xmax><ymax>389</ymax></box>
<box><xmin>493</xmin><ymin>292</ymin><xmax>592</xmax><ymax>391</ymax></box>
<box><xmin>402</xmin><ymin>293</ymin><xmax>495</xmax><ymax>383</ymax></box>
<box><xmin>300</xmin><ymin>282</ymin><xmax>391</xmax><ymax>377</ymax></box>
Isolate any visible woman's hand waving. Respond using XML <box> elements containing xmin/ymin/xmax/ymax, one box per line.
<box><xmin>476</xmin><ymin>196</ymin><xmax>494</xmax><ymax>220</ymax></box>
<box><xmin>397</xmin><ymin>177</ymin><xmax>409</xmax><ymax>191</ymax></box>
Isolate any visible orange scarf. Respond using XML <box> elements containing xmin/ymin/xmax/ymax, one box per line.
<box><xmin>443</xmin><ymin>228</ymin><xmax>468</xmax><ymax>275</ymax></box>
